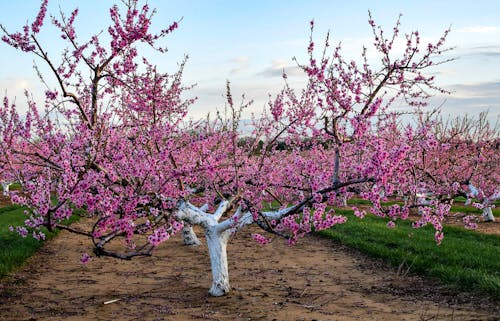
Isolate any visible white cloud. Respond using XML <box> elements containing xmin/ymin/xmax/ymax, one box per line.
<box><xmin>257</xmin><ymin>59</ymin><xmax>303</xmax><ymax>78</ymax></box>
<box><xmin>457</xmin><ymin>26</ymin><xmax>499</xmax><ymax>33</ymax></box>
<box><xmin>228</xmin><ymin>56</ymin><xmax>250</xmax><ymax>75</ymax></box>
<box><xmin>0</xmin><ymin>77</ymin><xmax>45</xmax><ymax>113</ymax></box>
<box><xmin>228</xmin><ymin>56</ymin><xmax>249</xmax><ymax>64</ymax></box>
<box><xmin>447</xmin><ymin>81</ymin><xmax>500</xmax><ymax>99</ymax></box>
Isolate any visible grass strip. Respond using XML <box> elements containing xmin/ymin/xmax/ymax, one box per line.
<box><xmin>0</xmin><ymin>205</ymin><xmax>78</xmax><ymax>277</ymax></box>
<box><xmin>347</xmin><ymin>198</ymin><xmax>500</xmax><ymax>217</ymax></box>
<box><xmin>318</xmin><ymin>209</ymin><xmax>500</xmax><ymax>297</ymax></box>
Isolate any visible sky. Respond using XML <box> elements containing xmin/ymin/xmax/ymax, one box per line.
<box><xmin>0</xmin><ymin>0</ymin><xmax>499</xmax><ymax>122</ymax></box>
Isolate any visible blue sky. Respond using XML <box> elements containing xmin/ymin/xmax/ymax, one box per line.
<box><xmin>1</xmin><ymin>0</ymin><xmax>499</xmax><ymax>121</ymax></box>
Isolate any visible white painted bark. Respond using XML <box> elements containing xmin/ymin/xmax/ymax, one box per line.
<box><xmin>175</xmin><ymin>200</ymin><xmax>298</xmax><ymax>296</ymax></box>
<box><xmin>467</xmin><ymin>184</ymin><xmax>496</xmax><ymax>222</ymax></box>
<box><xmin>416</xmin><ymin>193</ymin><xmax>431</xmax><ymax>205</ymax></box>
<box><xmin>466</xmin><ymin>184</ymin><xmax>479</xmax><ymax>206</ymax></box>
<box><xmin>180</xmin><ymin>203</ymin><xmax>208</xmax><ymax>246</ymax></box>
<box><xmin>205</xmin><ymin>227</ymin><xmax>231</xmax><ymax>296</ymax></box>
<box><xmin>175</xmin><ymin>200</ymin><xmax>235</xmax><ymax>296</ymax></box>
<box><xmin>1</xmin><ymin>182</ymin><xmax>11</xmax><ymax>196</ymax></box>
<box><xmin>416</xmin><ymin>191</ymin><xmax>431</xmax><ymax>215</ymax></box>
<box><xmin>468</xmin><ymin>184</ymin><xmax>479</xmax><ymax>198</ymax></box>
<box><xmin>483</xmin><ymin>207</ymin><xmax>495</xmax><ymax>222</ymax></box>
<box><xmin>181</xmin><ymin>224</ymin><xmax>201</xmax><ymax>246</ymax></box>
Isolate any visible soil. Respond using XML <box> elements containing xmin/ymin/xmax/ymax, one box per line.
<box><xmin>0</xmin><ymin>195</ymin><xmax>13</xmax><ymax>208</ymax></box>
<box><xmin>0</xmin><ymin>190</ymin><xmax>499</xmax><ymax>321</ymax></box>
<box><xmin>441</xmin><ymin>211</ymin><xmax>500</xmax><ymax>235</ymax></box>
<box><xmin>1</xmin><ymin>219</ymin><xmax>499</xmax><ymax>321</ymax></box>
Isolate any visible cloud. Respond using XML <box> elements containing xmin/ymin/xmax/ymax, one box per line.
<box><xmin>447</xmin><ymin>81</ymin><xmax>500</xmax><ymax>99</ymax></box>
<box><xmin>464</xmin><ymin>49</ymin><xmax>500</xmax><ymax>58</ymax></box>
<box><xmin>257</xmin><ymin>59</ymin><xmax>303</xmax><ymax>78</ymax></box>
<box><xmin>457</xmin><ymin>26</ymin><xmax>499</xmax><ymax>33</ymax></box>
<box><xmin>474</xmin><ymin>51</ymin><xmax>500</xmax><ymax>57</ymax></box>
<box><xmin>0</xmin><ymin>77</ymin><xmax>47</xmax><ymax>114</ymax></box>
<box><xmin>438</xmin><ymin>96</ymin><xmax>500</xmax><ymax>124</ymax></box>
<box><xmin>230</xmin><ymin>66</ymin><xmax>248</xmax><ymax>75</ymax></box>
<box><xmin>455</xmin><ymin>43</ymin><xmax>500</xmax><ymax>59</ymax></box>
<box><xmin>470</xmin><ymin>44</ymin><xmax>500</xmax><ymax>50</ymax></box>
<box><xmin>229</xmin><ymin>56</ymin><xmax>249</xmax><ymax>64</ymax></box>
<box><xmin>1</xmin><ymin>77</ymin><xmax>33</xmax><ymax>92</ymax></box>
<box><xmin>433</xmin><ymin>81</ymin><xmax>500</xmax><ymax>122</ymax></box>
<box><xmin>228</xmin><ymin>56</ymin><xmax>250</xmax><ymax>75</ymax></box>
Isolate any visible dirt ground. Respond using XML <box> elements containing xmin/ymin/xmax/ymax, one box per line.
<box><xmin>0</xmin><ymin>219</ymin><xmax>499</xmax><ymax>321</ymax></box>
<box><xmin>442</xmin><ymin>212</ymin><xmax>500</xmax><ymax>235</ymax></box>
<box><xmin>0</xmin><ymin>191</ymin><xmax>499</xmax><ymax>321</ymax></box>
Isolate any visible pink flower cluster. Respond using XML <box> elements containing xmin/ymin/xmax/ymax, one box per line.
<box><xmin>1</xmin><ymin>0</ymin><xmax>487</xmax><ymax>264</ymax></box>
<box><xmin>80</xmin><ymin>253</ymin><xmax>91</xmax><ymax>264</ymax></box>
<box><xmin>252</xmin><ymin>233</ymin><xmax>271</xmax><ymax>245</ymax></box>
<box><xmin>462</xmin><ymin>215</ymin><xmax>478</xmax><ymax>230</ymax></box>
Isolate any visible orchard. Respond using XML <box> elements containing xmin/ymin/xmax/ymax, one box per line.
<box><xmin>0</xmin><ymin>1</ymin><xmax>498</xmax><ymax>315</ymax></box>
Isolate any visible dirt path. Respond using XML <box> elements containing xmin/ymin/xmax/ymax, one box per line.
<box><xmin>1</xmin><ymin>222</ymin><xmax>498</xmax><ymax>321</ymax></box>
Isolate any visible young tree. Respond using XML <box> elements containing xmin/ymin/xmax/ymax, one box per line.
<box><xmin>1</xmin><ymin>1</ymin><xmax>457</xmax><ymax>295</ymax></box>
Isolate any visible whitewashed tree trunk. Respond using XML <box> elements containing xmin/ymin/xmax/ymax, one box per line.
<box><xmin>483</xmin><ymin>207</ymin><xmax>495</xmax><ymax>222</ymax></box>
<box><xmin>180</xmin><ymin>203</ymin><xmax>207</xmax><ymax>246</ymax></box>
<box><xmin>175</xmin><ymin>200</ymin><xmax>294</xmax><ymax>296</ymax></box>
<box><xmin>416</xmin><ymin>191</ymin><xmax>432</xmax><ymax>215</ymax></box>
<box><xmin>181</xmin><ymin>225</ymin><xmax>201</xmax><ymax>246</ymax></box>
<box><xmin>205</xmin><ymin>227</ymin><xmax>231</xmax><ymax>296</ymax></box>
<box><xmin>1</xmin><ymin>182</ymin><xmax>11</xmax><ymax>196</ymax></box>
<box><xmin>467</xmin><ymin>184</ymin><xmax>496</xmax><ymax>222</ymax></box>
<box><xmin>175</xmin><ymin>200</ymin><xmax>235</xmax><ymax>296</ymax></box>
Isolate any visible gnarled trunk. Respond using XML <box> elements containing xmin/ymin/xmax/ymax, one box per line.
<box><xmin>175</xmin><ymin>201</ymin><xmax>290</xmax><ymax>296</ymax></box>
<box><xmin>205</xmin><ymin>227</ymin><xmax>231</xmax><ymax>296</ymax></box>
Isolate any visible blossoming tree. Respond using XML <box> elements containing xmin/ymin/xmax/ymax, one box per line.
<box><xmin>409</xmin><ymin>112</ymin><xmax>499</xmax><ymax>223</ymax></box>
<box><xmin>0</xmin><ymin>0</ymin><xmax>461</xmax><ymax>296</ymax></box>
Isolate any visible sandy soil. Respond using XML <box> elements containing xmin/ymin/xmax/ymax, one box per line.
<box><xmin>1</xmin><ymin>219</ymin><xmax>499</xmax><ymax>321</ymax></box>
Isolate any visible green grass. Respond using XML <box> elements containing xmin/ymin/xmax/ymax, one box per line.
<box><xmin>9</xmin><ymin>182</ymin><xmax>22</xmax><ymax>190</ymax></box>
<box><xmin>318</xmin><ymin>209</ymin><xmax>500</xmax><ymax>297</ymax></box>
<box><xmin>0</xmin><ymin>205</ymin><xmax>78</xmax><ymax>277</ymax></box>
<box><xmin>450</xmin><ymin>204</ymin><xmax>500</xmax><ymax>217</ymax></box>
<box><xmin>347</xmin><ymin>198</ymin><xmax>500</xmax><ymax>217</ymax></box>
<box><xmin>454</xmin><ymin>196</ymin><xmax>500</xmax><ymax>206</ymax></box>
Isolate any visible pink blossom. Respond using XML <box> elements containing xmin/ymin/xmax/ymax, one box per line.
<box><xmin>80</xmin><ymin>253</ymin><xmax>91</xmax><ymax>264</ymax></box>
<box><xmin>252</xmin><ymin>233</ymin><xmax>271</xmax><ymax>245</ymax></box>
<box><xmin>463</xmin><ymin>215</ymin><xmax>478</xmax><ymax>230</ymax></box>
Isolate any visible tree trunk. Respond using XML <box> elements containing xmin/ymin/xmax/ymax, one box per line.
<box><xmin>483</xmin><ymin>207</ymin><xmax>495</xmax><ymax>222</ymax></box>
<box><xmin>1</xmin><ymin>182</ymin><xmax>11</xmax><ymax>196</ymax></box>
<box><xmin>181</xmin><ymin>224</ymin><xmax>201</xmax><ymax>246</ymax></box>
<box><xmin>205</xmin><ymin>227</ymin><xmax>231</xmax><ymax>296</ymax></box>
